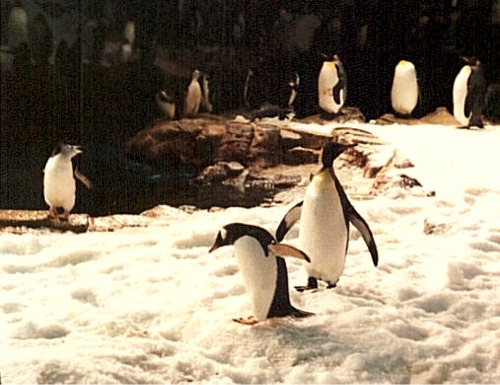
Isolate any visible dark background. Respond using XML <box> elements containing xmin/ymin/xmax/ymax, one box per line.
<box><xmin>0</xmin><ymin>0</ymin><xmax>498</xmax><ymax>215</ymax></box>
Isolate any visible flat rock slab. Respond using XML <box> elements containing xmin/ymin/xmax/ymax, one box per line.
<box><xmin>0</xmin><ymin>210</ymin><xmax>90</xmax><ymax>233</ymax></box>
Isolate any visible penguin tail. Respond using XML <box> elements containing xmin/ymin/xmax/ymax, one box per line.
<box><xmin>290</xmin><ymin>306</ymin><xmax>314</xmax><ymax>319</ymax></box>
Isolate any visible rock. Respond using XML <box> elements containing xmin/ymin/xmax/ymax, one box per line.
<box><xmin>283</xmin><ymin>146</ymin><xmax>319</xmax><ymax>165</ymax></box>
<box><xmin>418</xmin><ymin>107</ymin><xmax>461</xmax><ymax>126</ymax></box>
<box><xmin>370</xmin><ymin>149</ymin><xmax>425</xmax><ymax>194</ymax></box>
<box><xmin>0</xmin><ymin>210</ymin><xmax>89</xmax><ymax>233</ymax></box>
<box><xmin>217</xmin><ymin>122</ymin><xmax>253</xmax><ymax>163</ymax></box>
<box><xmin>125</xmin><ymin>120</ymin><xmax>204</xmax><ymax>170</ymax></box>
<box><xmin>375</xmin><ymin>108</ymin><xmax>462</xmax><ymax>126</ymax></box>
<box><xmin>196</xmin><ymin>161</ymin><xmax>245</xmax><ymax>183</ymax></box>
<box><xmin>248</xmin><ymin>124</ymin><xmax>282</xmax><ymax>168</ymax></box>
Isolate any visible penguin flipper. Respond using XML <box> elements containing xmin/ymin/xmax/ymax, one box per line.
<box><xmin>347</xmin><ymin>207</ymin><xmax>379</xmax><ymax>267</ymax></box>
<box><xmin>332</xmin><ymin>169</ymin><xmax>378</xmax><ymax>266</ymax></box>
<box><xmin>275</xmin><ymin>201</ymin><xmax>303</xmax><ymax>242</ymax></box>
<box><xmin>75</xmin><ymin>169</ymin><xmax>92</xmax><ymax>189</ymax></box>
<box><xmin>269</xmin><ymin>243</ymin><xmax>310</xmax><ymax>262</ymax></box>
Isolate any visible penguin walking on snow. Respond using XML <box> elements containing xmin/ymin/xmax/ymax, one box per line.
<box><xmin>318</xmin><ymin>53</ymin><xmax>347</xmax><ymax>117</ymax></box>
<box><xmin>453</xmin><ymin>57</ymin><xmax>486</xmax><ymax>128</ymax></box>
<box><xmin>276</xmin><ymin>141</ymin><xmax>378</xmax><ymax>291</ymax></box>
<box><xmin>183</xmin><ymin>69</ymin><xmax>202</xmax><ymax>116</ymax></box>
<box><xmin>210</xmin><ymin>223</ymin><xmax>313</xmax><ymax>325</ymax></box>
<box><xmin>44</xmin><ymin>144</ymin><xmax>92</xmax><ymax>220</ymax></box>
<box><xmin>391</xmin><ymin>60</ymin><xmax>419</xmax><ymax>117</ymax></box>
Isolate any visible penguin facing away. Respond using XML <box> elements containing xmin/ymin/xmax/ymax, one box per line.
<box><xmin>209</xmin><ymin>223</ymin><xmax>313</xmax><ymax>325</ymax></box>
<box><xmin>276</xmin><ymin>141</ymin><xmax>378</xmax><ymax>291</ymax></box>
<box><xmin>200</xmin><ymin>72</ymin><xmax>214</xmax><ymax>113</ymax></box>
<box><xmin>43</xmin><ymin>144</ymin><xmax>92</xmax><ymax>220</ymax></box>
<box><xmin>391</xmin><ymin>60</ymin><xmax>419</xmax><ymax>117</ymax></box>
<box><xmin>318</xmin><ymin>54</ymin><xmax>347</xmax><ymax>115</ymax></box>
<box><xmin>453</xmin><ymin>57</ymin><xmax>486</xmax><ymax>128</ymax></box>
<box><xmin>183</xmin><ymin>69</ymin><xmax>202</xmax><ymax>116</ymax></box>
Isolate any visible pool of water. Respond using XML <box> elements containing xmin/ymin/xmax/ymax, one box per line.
<box><xmin>0</xmin><ymin>145</ymin><xmax>274</xmax><ymax>217</ymax></box>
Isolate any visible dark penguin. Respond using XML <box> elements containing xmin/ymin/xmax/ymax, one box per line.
<box><xmin>210</xmin><ymin>223</ymin><xmax>313</xmax><ymax>325</ymax></box>
<box><xmin>453</xmin><ymin>57</ymin><xmax>487</xmax><ymax>129</ymax></box>
<box><xmin>276</xmin><ymin>141</ymin><xmax>378</xmax><ymax>291</ymax></box>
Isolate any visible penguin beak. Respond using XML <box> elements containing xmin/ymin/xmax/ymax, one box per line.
<box><xmin>209</xmin><ymin>232</ymin><xmax>223</xmax><ymax>253</ymax></box>
<box><xmin>71</xmin><ymin>145</ymin><xmax>83</xmax><ymax>154</ymax></box>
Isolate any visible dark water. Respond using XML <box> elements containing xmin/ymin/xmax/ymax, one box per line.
<box><xmin>0</xmin><ymin>145</ymin><xmax>274</xmax><ymax>217</ymax></box>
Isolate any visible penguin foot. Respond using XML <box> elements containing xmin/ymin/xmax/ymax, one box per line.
<box><xmin>233</xmin><ymin>316</ymin><xmax>259</xmax><ymax>325</ymax></box>
<box><xmin>48</xmin><ymin>207</ymin><xmax>59</xmax><ymax>219</ymax></box>
<box><xmin>326</xmin><ymin>281</ymin><xmax>338</xmax><ymax>289</ymax></box>
<box><xmin>295</xmin><ymin>277</ymin><xmax>318</xmax><ymax>292</ymax></box>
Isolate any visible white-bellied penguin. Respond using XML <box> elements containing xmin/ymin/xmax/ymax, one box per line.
<box><xmin>318</xmin><ymin>53</ymin><xmax>347</xmax><ymax>115</ymax></box>
<box><xmin>209</xmin><ymin>223</ymin><xmax>313</xmax><ymax>325</ymax></box>
<box><xmin>183</xmin><ymin>69</ymin><xmax>202</xmax><ymax>116</ymax></box>
<box><xmin>43</xmin><ymin>144</ymin><xmax>92</xmax><ymax>220</ymax></box>
<box><xmin>453</xmin><ymin>56</ymin><xmax>486</xmax><ymax>128</ymax></box>
<box><xmin>156</xmin><ymin>89</ymin><xmax>176</xmax><ymax>120</ymax></box>
<box><xmin>276</xmin><ymin>141</ymin><xmax>378</xmax><ymax>291</ymax></box>
<box><xmin>391</xmin><ymin>60</ymin><xmax>419</xmax><ymax>117</ymax></box>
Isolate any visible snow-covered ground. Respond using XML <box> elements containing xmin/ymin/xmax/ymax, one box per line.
<box><xmin>1</xmin><ymin>122</ymin><xmax>499</xmax><ymax>384</ymax></box>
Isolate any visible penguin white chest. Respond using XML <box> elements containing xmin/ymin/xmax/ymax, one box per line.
<box><xmin>391</xmin><ymin>61</ymin><xmax>418</xmax><ymax>115</ymax></box>
<box><xmin>184</xmin><ymin>79</ymin><xmax>202</xmax><ymax>115</ymax></box>
<box><xmin>453</xmin><ymin>65</ymin><xmax>472</xmax><ymax>126</ymax></box>
<box><xmin>43</xmin><ymin>156</ymin><xmax>76</xmax><ymax>211</ymax></box>
<box><xmin>299</xmin><ymin>172</ymin><xmax>348</xmax><ymax>283</ymax></box>
<box><xmin>233</xmin><ymin>236</ymin><xmax>277</xmax><ymax>321</ymax></box>
<box><xmin>318</xmin><ymin>61</ymin><xmax>342</xmax><ymax>114</ymax></box>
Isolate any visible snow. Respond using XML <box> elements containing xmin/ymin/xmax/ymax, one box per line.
<box><xmin>1</xmin><ymin>122</ymin><xmax>500</xmax><ymax>384</ymax></box>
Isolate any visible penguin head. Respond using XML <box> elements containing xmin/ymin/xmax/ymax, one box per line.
<box><xmin>191</xmin><ymin>69</ymin><xmax>201</xmax><ymax>80</ymax></box>
<box><xmin>51</xmin><ymin>143</ymin><xmax>83</xmax><ymax>159</ymax></box>
<box><xmin>157</xmin><ymin>89</ymin><xmax>174</xmax><ymax>104</ymax></box>
<box><xmin>463</xmin><ymin>56</ymin><xmax>481</xmax><ymax>67</ymax></box>
<box><xmin>209</xmin><ymin>223</ymin><xmax>275</xmax><ymax>255</ymax></box>
<box><xmin>321</xmin><ymin>141</ymin><xmax>356</xmax><ymax>167</ymax></box>
<box><xmin>209</xmin><ymin>227</ymin><xmax>231</xmax><ymax>252</ymax></box>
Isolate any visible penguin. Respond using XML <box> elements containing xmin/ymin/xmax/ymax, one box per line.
<box><xmin>43</xmin><ymin>144</ymin><xmax>92</xmax><ymax>220</ymax></box>
<box><xmin>155</xmin><ymin>89</ymin><xmax>176</xmax><ymax>120</ymax></box>
<box><xmin>453</xmin><ymin>57</ymin><xmax>486</xmax><ymax>128</ymax></box>
<box><xmin>200</xmin><ymin>72</ymin><xmax>214</xmax><ymax>113</ymax></box>
<box><xmin>121</xmin><ymin>20</ymin><xmax>135</xmax><ymax>63</ymax></box>
<box><xmin>288</xmin><ymin>72</ymin><xmax>300</xmax><ymax>109</ymax></box>
<box><xmin>8</xmin><ymin>1</ymin><xmax>29</xmax><ymax>51</ymax></box>
<box><xmin>183</xmin><ymin>69</ymin><xmax>202</xmax><ymax>116</ymax></box>
<box><xmin>276</xmin><ymin>141</ymin><xmax>378</xmax><ymax>291</ymax></box>
<box><xmin>391</xmin><ymin>60</ymin><xmax>419</xmax><ymax>117</ymax></box>
<box><xmin>29</xmin><ymin>13</ymin><xmax>53</xmax><ymax>67</ymax></box>
<box><xmin>209</xmin><ymin>223</ymin><xmax>313</xmax><ymax>325</ymax></box>
<box><xmin>318</xmin><ymin>53</ymin><xmax>347</xmax><ymax>116</ymax></box>
<box><xmin>243</xmin><ymin>69</ymin><xmax>254</xmax><ymax>108</ymax></box>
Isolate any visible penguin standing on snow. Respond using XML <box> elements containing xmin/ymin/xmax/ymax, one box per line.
<box><xmin>453</xmin><ymin>57</ymin><xmax>486</xmax><ymax>128</ymax></box>
<box><xmin>183</xmin><ymin>69</ymin><xmax>202</xmax><ymax>116</ymax></box>
<box><xmin>276</xmin><ymin>141</ymin><xmax>378</xmax><ymax>291</ymax></box>
<box><xmin>43</xmin><ymin>144</ymin><xmax>92</xmax><ymax>220</ymax></box>
<box><xmin>391</xmin><ymin>60</ymin><xmax>419</xmax><ymax>117</ymax></box>
<box><xmin>209</xmin><ymin>223</ymin><xmax>313</xmax><ymax>325</ymax></box>
<box><xmin>318</xmin><ymin>53</ymin><xmax>347</xmax><ymax>116</ymax></box>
